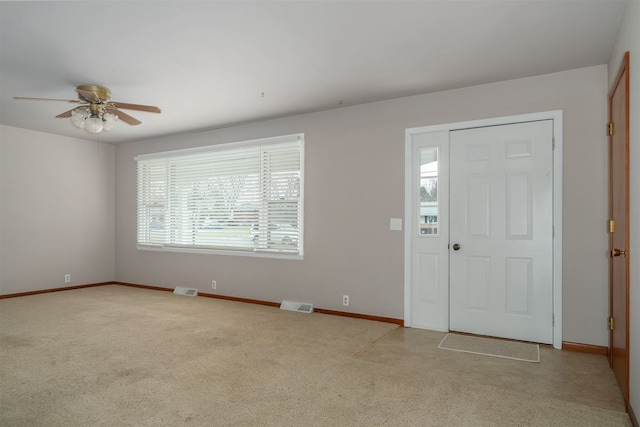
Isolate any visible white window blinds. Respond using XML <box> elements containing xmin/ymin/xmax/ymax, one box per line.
<box><xmin>136</xmin><ymin>134</ymin><xmax>303</xmax><ymax>257</ymax></box>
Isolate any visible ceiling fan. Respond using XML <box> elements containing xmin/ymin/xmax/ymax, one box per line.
<box><xmin>14</xmin><ymin>85</ymin><xmax>161</xmax><ymax>134</ymax></box>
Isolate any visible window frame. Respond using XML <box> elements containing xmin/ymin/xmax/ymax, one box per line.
<box><xmin>418</xmin><ymin>147</ymin><xmax>439</xmax><ymax>237</ymax></box>
<box><xmin>135</xmin><ymin>134</ymin><xmax>304</xmax><ymax>260</ymax></box>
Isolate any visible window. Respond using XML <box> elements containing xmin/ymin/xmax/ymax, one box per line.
<box><xmin>419</xmin><ymin>147</ymin><xmax>438</xmax><ymax>235</ymax></box>
<box><xmin>136</xmin><ymin>134</ymin><xmax>304</xmax><ymax>258</ymax></box>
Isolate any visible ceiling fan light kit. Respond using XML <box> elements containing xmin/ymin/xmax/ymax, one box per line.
<box><xmin>71</xmin><ymin>106</ymin><xmax>118</xmax><ymax>134</ymax></box>
<box><xmin>14</xmin><ymin>84</ymin><xmax>161</xmax><ymax>135</ymax></box>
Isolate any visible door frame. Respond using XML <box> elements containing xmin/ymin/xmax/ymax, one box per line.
<box><xmin>404</xmin><ymin>110</ymin><xmax>563</xmax><ymax>349</ymax></box>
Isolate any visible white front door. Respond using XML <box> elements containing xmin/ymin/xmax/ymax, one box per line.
<box><xmin>448</xmin><ymin>120</ymin><xmax>554</xmax><ymax>344</ymax></box>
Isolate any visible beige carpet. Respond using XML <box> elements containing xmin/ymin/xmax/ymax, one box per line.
<box><xmin>438</xmin><ymin>333</ymin><xmax>540</xmax><ymax>362</ymax></box>
<box><xmin>0</xmin><ymin>285</ymin><xmax>632</xmax><ymax>426</ymax></box>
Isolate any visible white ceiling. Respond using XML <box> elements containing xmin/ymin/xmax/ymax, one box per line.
<box><xmin>0</xmin><ymin>1</ymin><xmax>627</xmax><ymax>144</ymax></box>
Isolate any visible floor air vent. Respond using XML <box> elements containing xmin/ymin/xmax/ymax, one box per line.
<box><xmin>280</xmin><ymin>300</ymin><xmax>314</xmax><ymax>314</ymax></box>
<box><xmin>173</xmin><ymin>287</ymin><xmax>198</xmax><ymax>297</ymax></box>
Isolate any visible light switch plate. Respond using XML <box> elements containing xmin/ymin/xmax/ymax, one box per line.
<box><xmin>390</xmin><ymin>218</ymin><xmax>402</xmax><ymax>231</ymax></box>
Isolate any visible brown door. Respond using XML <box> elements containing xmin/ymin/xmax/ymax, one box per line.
<box><xmin>608</xmin><ymin>51</ymin><xmax>630</xmax><ymax>404</ymax></box>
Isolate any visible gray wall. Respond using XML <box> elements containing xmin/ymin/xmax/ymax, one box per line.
<box><xmin>0</xmin><ymin>126</ymin><xmax>115</xmax><ymax>294</ymax></box>
<box><xmin>608</xmin><ymin>0</ymin><xmax>639</xmax><ymax>416</ymax></box>
<box><xmin>115</xmin><ymin>65</ymin><xmax>609</xmax><ymax>346</ymax></box>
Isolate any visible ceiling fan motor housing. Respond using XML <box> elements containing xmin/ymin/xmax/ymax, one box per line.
<box><xmin>77</xmin><ymin>85</ymin><xmax>111</xmax><ymax>103</ymax></box>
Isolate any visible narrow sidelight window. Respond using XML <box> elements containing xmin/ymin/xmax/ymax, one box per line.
<box><xmin>419</xmin><ymin>147</ymin><xmax>438</xmax><ymax>236</ymax></box>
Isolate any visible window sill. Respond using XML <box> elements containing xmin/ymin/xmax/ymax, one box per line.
<box><xmin>136</xmin><ymin>245</ymin><xmax>304</xmax><ymax>260</ymax></box>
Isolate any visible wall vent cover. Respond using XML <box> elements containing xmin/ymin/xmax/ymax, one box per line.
<box><xmin>280</xmin><ymin>300</ymin><xmax>314</xmax><ymax>314</ymax></box>
<box><xmin>173</xmin><ymin>287</ymin><xmax>198</xmax><ymax>297</ymax></box>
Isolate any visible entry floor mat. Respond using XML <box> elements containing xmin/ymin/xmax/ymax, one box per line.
<box><xmin>438</xmin><ymin>333</ymin><xmax>540</xmax><ymax>363</ymax></box>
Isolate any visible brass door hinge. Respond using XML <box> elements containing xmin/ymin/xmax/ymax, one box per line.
<box><xmin>608</xmin><ymin>219</ymin><xmax>616</xmax><ymax>233</ymax></box>
<box><xmin>608</xmin><ymin>122</ymin><xmax>614</xmax><ymax>136</ymax></box>
<box><xmin>609</xmin><ymin>317</ymin><xmax>614</xmax><ymax>331</ymax></box>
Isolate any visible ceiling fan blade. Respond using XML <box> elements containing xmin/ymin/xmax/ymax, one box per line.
<box><xmin>108</xmin><ymin>107</ymin><xmax>142</xmax><ymax>126</ymax></box>
<box><xmin>111</xmin><ymin>101</ymin><xmax>161</xmax><ymax>113</ymax></box>
<box><xmin>14</xmin><ymin>96</ymin><xmax>82</xmax><ymax>103</ymax></box>
<box><xmin>56</xmin><ymin>108</ymin><xmax>79</xmax><ymax>118</ymax></box>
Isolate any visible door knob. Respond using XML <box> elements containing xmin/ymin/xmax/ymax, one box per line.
<box><xmin>611</xmin><ymin>248</ymin><xmax>626</xmax><ymax>257</ymax></box>
<box><xmin>452</xmin><ymin>243</ymin><xmax>461</xmax><ymax>251</ymax></box>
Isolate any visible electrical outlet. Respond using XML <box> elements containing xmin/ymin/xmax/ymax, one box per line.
<box><xmin>211</xmin><ymin>280</ymin><xmax>217</xmax><ymax>290</ymax></box>
<box><xmin>342</xmin><ymin>295</ymin><xmax>349</xmax><ymax>306</ymax></box>
<box><xmin>64</xmin><ymin>274</ymin><xmax>71</xmax><ymax>283</ymax></box>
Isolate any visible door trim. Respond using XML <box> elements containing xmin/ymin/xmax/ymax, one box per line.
<box><xmin>404</xmin><ymin>110</ymin><xmax>563</xmax><ymax>349</ymax></box>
